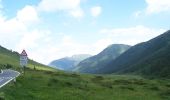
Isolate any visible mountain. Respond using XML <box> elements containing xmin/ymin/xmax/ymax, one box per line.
<box><xmin>49</xmin><ymin>54</ymin><xmax>91</xmax><ymax>71</ymax></box>
<box><xmin>0</xmin><ymin>45</ymin><xmax>53</xmax><ymax>71</ymax></box>
<box><xmin>99</xmin><ymin>30</ymin><xmax>170</xmax><ymax>78</ymax></box>
<box><xmin>74</xmin><ymin>44</ymin><xmax>131</xmax><ymax>73</ymax></box>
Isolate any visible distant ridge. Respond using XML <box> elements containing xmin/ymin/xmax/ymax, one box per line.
<box><xmin>49</xmin><ymin>54</ymin><xmax>91</xmax><ymax>71</ymax></box>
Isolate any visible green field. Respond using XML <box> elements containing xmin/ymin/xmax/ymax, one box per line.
<box><xmin>0</xmin><ymin>68</ymin><xmax>170</xmax><ymax>100</ymax></box>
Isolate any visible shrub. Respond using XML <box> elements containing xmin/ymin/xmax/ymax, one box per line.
<box><xmin>5</xmin><ymin>64</ymin><xmax>13</xmax><ymax>69</ymax></box>
<box><xmin>91</xmin><ymin>76</ymin><xmax>104</xmax><ymax>82</ymax></box>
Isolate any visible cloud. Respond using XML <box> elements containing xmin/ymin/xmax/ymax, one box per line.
<box><xmin>92</xmin><ymin>38</ymin><xmax>113</xmax><ymax>53</ymax></box>
<box><xmin>15</xmin><ymin>30</ymin><xmax>54</xmax><ymax>64</ymax></box>
<box><xmin>15</xmin><ymin>30</ymin><xmax>49</xmax><ymax>51</ymax></box>
<box><xmin>0</xmin><ymin>18</ymin><xmax>26</xmax><ymax>47</ymax></box>
<box><xmin>17</xmin><ymin>5</ymin><xmax>39</xmax><ymax>25</ymax></box>
<box><xmin>13</xmin><ymin>25</ymin><xmax>166</xmax><ymax>64</ymax></box>
<box><xmin>38</xmin><ymin>0</ymin><xmax>81</xmax><ymax>12</ymax></box>
<box><xmin>0</xmin><ymin>1</ymin><xmax>88</xmax><ymax>64</ymax></box>
<box><xmin>145</xmin><ymin>0</ymin><xmax>170</xmax><ymax>14</ymax></box>
<box><xmin>59</xmin><ymin>36</ymin><xmax>91</xmax><ymax>56</ymax></box>
<box><xmin>37</xmin><ymin>0</ymin><xmax>84</xmax><ymax>18</ymax></box>
<box><xmin>69</xmin><ymin>8</ymin><xmax>84</xmax><ymax>18</ymax></box>
<box><xmin>134</xmin><ymin>0</ymin><xmax>170</xmax><ymax>16</ymax></box>
<box><xmin>100</xmin><ymin>25</ymin><xmax>166</xmax><ymax>45</ymax></box>
<box><xmin>0</xmin><ymin>4</ymin><xmax>44</xmax><ymax>63</ymax></box>
<box><xmin>0</xmin><ymin>5</ymin><xmax>39</xmax><ymax>35</ymax></box>
<box><xmin>32</xmin><ymin>35</ymin><xmax>114</xmax><ymax>64</ymax></box>
<box><xmin>91</xmin><ymin>6</ymin><xmax>102</xmax><ymax>17</ymax></box>
<box><xmin>0</xmin><ymin>5</ymin><xmax>40</xmax><ymax>48</ymax></box>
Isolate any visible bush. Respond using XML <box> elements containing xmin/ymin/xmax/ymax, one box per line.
<box><xmin>48</xmin><ymin>78</ymin><xmax>59</xmax><ymax>86</ymax></box>
<box><xmin>113</xmin><ymin>79</ymin><xmax>132</xmax><ymax>85</ymax></box>
<box><xmin>5</xmin><ymin>64</ymin><xmax>13</xmax><ymax>69</ymax></box>
<box><xmin>91</xmin><ymin>76</ymin><xmax>104</xmax><ymax>82</ymax></box>
<box><xmin>149</xmin><ymin>86</ymin><xmax>160</xmax><ymax>91</ymax></box>
<box><xmin>65</xmin><ymin>82</ymin><xmax>73</xmax><ymax>86</ymax></box>
<box><xmin>119</xmin><ymin>86</ymin><xmax>135</xmax><ymax>91</ymax></box>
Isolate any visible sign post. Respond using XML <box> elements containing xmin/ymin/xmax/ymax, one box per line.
<box><xmin>20</xmin><ymin>50</ymin><xmax>28</xmax><ymax>74</ymax></box>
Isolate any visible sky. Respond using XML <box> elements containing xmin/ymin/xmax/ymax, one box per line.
<box><xmin>0</xmin><ymin>0</ymin><xmax>170</xmax><ymax>64</ymax></box>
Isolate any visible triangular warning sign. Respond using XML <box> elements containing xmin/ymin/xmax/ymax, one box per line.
<box><xmin>20</xmin><ymin>50</ymin><xmax>27</xmax><ymax>56</ymax></box>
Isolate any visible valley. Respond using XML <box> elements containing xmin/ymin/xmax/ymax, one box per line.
<box><xmin>0</xmin><ymin>0</ymin><xmax>170</xmax><ymax>99</ymax></box>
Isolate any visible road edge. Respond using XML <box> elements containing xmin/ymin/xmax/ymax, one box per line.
<box><xmin>0</xmin><ymin>70</ymin><xmax>20</xmax><ymax>88</ymax></box>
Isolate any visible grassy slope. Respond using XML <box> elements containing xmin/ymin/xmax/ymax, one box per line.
<box><xmin>0</xmin><ymin>69</ymin><xmax>170</xmax><ymax>100</ymax></box>
<box><xmin>0</xmin><ymin>46</ymin><xmax>55</xmax><ymax>71</ymax></box>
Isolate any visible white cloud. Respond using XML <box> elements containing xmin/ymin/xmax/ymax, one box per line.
<box><xmin>12</xmin><ymin>25</ymin><xmax>166</xmax><ymax>64</ymax></box>
<box><xmin>93</xmin><ymin>38</ymin><xmax>113</xmax><ymax>53</ymax></box>
<box><xmin>15</xmin><ymin>30</ymin><xmax>54</xmax><ymax>64</ymax></box>
<box><xmin>91</xmin><ymin>6</ymin><xmax>102</xmax><ymax>17</ymax></box>
<box><xmin>0</xmin><ymin>1</ymin><xmax>87</xmax><ymax>64</ymax></box>
<box><xmin>69</xmin><ymin>8</ymin><xmax>84</xmax><ymax>18</ymax></box>
<box><xmin>59</xmin><ymin>36</ymin><xmax>91</xmax><ymax>56</ymax></box>
<box><xmin>37</xmin><ymin>0</ymin><xmax>84</xmax><ymax>18</ymax></box>
<box><xmin>133</xmin><ymin>0</ymin><xmax>170</xmax><ymax>16</ymax></box>
<box><xmin>145</xmin><ymin>0</ymin><xmax>170</xmax><ymax>14</ymax></box>
<box><xmin>38</xmin><ymin>0</ymin><xmax>81</xmax><ymax>12</ymax></box>
<box><xmin>0</xmin><ymin>4</ymin><xmax>44</xmax><ymax>63</ymax></box>
<box><xmin>100</xmin><ymin>25</ymin><xmax>166</xmax><ymax>45</ymax></box>
<box><xmin>17</xmin><ymin>5</ymin><xmax>39</xmax><ymax>25</ymax></box>
<box><xmin>15</xmin><ymin>30</ymin><xmax>48</xmax><ymax>51</ymax></box>
<box><xmin>31</xmin><ymin>35</ymin><xmax>113</xmax><ymax>64</ymax></box>
<box><xmin>0</xmin><ymin>5</ymin><xmax>39</xmax><ymax>36</ymax></box>
<box><xmin>0</xmin><ymin>5</ymin><xmax>40</xmax><ymax>48</ymax></box>
<box><xmin>0</xmin><ymin>18</ymin><xmax>27</xmax><ymax>48</ymax></box>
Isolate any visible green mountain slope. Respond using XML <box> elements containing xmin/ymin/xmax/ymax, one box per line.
<box><xmin>74</xmin><ymin>44</ymin><xmax>131</xmax><ymax>73</ymax></box>
<box><xmin>49</xmin><ymin>54</ymin><xmax>91</xmax><ymax>71</ymax></box>
<box><xmin>100</xmin><ymin>30</ymin><xmax>170</xmax><ymax>78</ymax></box>
<box><xmin>0</xmin><ymin>45</ymin><xmax>54</xmax><ymax>71</ymax></box>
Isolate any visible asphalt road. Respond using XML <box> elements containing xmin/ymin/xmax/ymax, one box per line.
<box><xmin>0</xmin><ymin>69</ymin><xmax>20</xmax><ymax>88</ymax></box>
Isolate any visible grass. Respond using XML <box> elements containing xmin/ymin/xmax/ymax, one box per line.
<box><xmin>0</xmin><ymin>69</ymin><xmax>170</xmax><ymax>100</ymax></box>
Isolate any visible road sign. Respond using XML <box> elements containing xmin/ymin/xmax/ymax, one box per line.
<box><xmin>20</xmin><ymin>50</ymin><xmax>28</xmax><ymax>67</ymax></box>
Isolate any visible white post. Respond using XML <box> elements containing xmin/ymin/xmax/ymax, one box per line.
<box><xmin>13</xmin><ymin>78</ymin><xmax>16</xmax><ymax>82</ymax></box>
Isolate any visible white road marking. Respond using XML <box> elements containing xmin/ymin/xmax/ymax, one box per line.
<box><xmin>0</xmin><ymin>69</ymin><xmax>20</xmax><ymax>88</ymax></box>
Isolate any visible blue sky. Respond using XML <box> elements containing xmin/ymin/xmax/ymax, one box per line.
<box><xmin>0</xmin><ymin>0</ymin><xmax>170</xmax><ymax>64</ymax></box>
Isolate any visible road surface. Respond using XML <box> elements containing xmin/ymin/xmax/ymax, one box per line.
<box><xmin>0</xmin><ymin>69</ymin><xmax>20</xmax><ymax>88</ymax></box>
